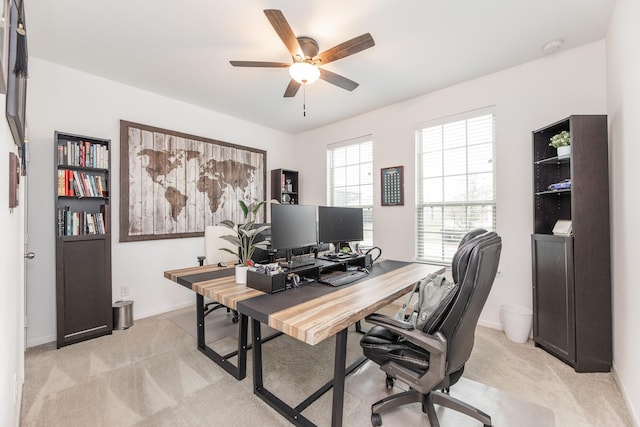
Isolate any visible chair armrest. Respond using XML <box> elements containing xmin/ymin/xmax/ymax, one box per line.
<box><xmin>367</xmin><ymin>312</ymin><xmax>448</xmax><ymax>393</ymax></box>
<box><xmin>366</xmin><ymin>313</ymin><xmax>414</xmax><ymax>330</ymax></box>
<box><xmin>366</xmin><ymin>313</ymin><xmax>446</xmax><ymax>355</ymax></box>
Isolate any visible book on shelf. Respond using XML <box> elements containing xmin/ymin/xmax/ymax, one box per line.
<box><xmin>57</xmin><ymin>209</ymin><xmax>108</xmax><ymax>236</ymax></box>
<box><xmin>96</xmin><ymin>212</ymin><xmax>105</xmax><ymax>234</ymax></box>
<box><xmin>96</xmin><ymin>176</ymin><xmax>104</xmax><ymax>197</ymax></box>
<box><xmin>86</xmin><ymin>213</ymin><xmax>96</xmax><ymax>234</ymax></box>
<box><xmin>100</xmin><ymin>204</ymin><xmax>110</xmax><ymax>233</ymax></box>
<box><xmin>89</xmin><ymin>175</ymin><xmax>98</xmax><ymax>197</ymax></box>
<box><xmin>57</xmin><ymin>207</ymin><xmax>67</xmax><ymax>236</ymax></box>
<box><xmin>59</xmin><ymin>140</ymin><xmax>105</xmax><ymax>168</ymax></box>
<box><xmin>71</xmin><ymin>171</ymin><xmax>83</xmax><ymax>197</ymax></box>
<box><xmin>57</xmin><ymin>170</ymin><xmax>65</xmax><ymax>196</ymax></box>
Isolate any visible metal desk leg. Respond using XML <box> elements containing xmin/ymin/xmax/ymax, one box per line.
<box><xmin>252</xmin><ymin>318</ymin><xmax>263</xmax><ymax>390</ymax></box>
<box><xmin>251</xmin><ymin>320</ymin><xmax>366</xmax><ymax>427</ymax></box>
<box><xmin>196</xmin><ymin>294</ymin><xmax>248</xmax><ymax>380</ymax></box>
<box><xmin>331</xmin><ymin>328</ymin><xmax>348</xmax><ymax>427</ymax></box>
<box><xmin>252</xmin><ymin>318</ymin><xmax>315</xmax><ymax>426</ymax></box>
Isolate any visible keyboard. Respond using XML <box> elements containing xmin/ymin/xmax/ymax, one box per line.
<box><xmin>319</xmin><ymin>270</ymin><xmax>369</xmax><ymax>287</ymax></box>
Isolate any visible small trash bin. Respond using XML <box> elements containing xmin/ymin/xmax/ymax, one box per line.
<box><xmin>500</xmin><ymin>304</ymin><xmax>532</xmax><ymax>343</ymax></box>
<box><xmin>113</xmin><ymin>300</ymin><xmax>134</xmax><ymax>330</ymax></box>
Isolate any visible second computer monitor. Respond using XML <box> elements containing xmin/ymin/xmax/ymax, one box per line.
<box><xmin>318</xmin><ymin>206</ymin><xmax>364</xmax><ymax>248</ymax></box>
<box><xmin>270</xmin><ymin>204</ymin><xmax>318</xmax><ymax>252</ymax></box>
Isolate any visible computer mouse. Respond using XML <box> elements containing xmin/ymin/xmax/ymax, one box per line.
<box><xmin>217</xmin><ymin>262</ymin><xmax>227</xmax><ymax>267</ymax></box>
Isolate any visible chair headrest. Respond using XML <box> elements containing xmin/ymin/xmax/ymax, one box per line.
<box><xmin>452</xmin><ymin>228</ymin><xmax>487</xmax><ymax>283</ymax></box>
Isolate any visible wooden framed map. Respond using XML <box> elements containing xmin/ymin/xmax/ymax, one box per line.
<box><xmin>119</xmin><ymin>120</ymin><xmax>266</xmax><ymax>242</ymax></box>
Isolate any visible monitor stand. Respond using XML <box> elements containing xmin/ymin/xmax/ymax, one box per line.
<box><xmin>279</xmin><ymin>249</ymin><xmax>316</xmax><ymax>270</ymax></box>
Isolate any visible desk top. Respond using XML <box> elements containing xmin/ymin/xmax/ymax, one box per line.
<box><xmin>164</xmin><ymin>260</ymin><xmax>444</xmax><ymax>346</ymax></box>
<box><xmin>238</xmin><ymin>261</ymin><xmax>444</xmax><ymax>345</ymax></box>
<box><xmin>164</xmin><ymin>264</ymin><xmax>263</xmax><ymax>310</ymax></box>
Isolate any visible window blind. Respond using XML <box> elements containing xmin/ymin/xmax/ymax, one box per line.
<box><xmin>327</xmin><ymin>139</ymin><xmax>374</xmax><ymax>245</ymax></box>
<box><xmin>416</xmin><ymin>111</ymin><xmax>496</xmax><ymax>264</ymax></box>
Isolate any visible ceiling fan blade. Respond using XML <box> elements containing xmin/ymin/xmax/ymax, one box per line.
<box><xmin>318</xmin><ymin>68</ymin><xmax>359</xmax><ymax>91</ymax></box>
<box><xmin>264</xmin><ymin>9</ymin><xmax>302</xmax><ymax>58</ymax></box>
<box><xmin>314</xmin><ymin>33</ymin><xmax>375</xmax><ymax>65</ymax></box>
<box><xmin>284</xmin><ymin>80</ymin><xmax>301</xmax><ymax>98</ymax></box>
<box><xmin>230</xmin><ymin>61</ymin><xmax>290</xmax><ymax>68</ymax></box>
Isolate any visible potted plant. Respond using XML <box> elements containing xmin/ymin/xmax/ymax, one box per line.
<box><xmin>219</xmin><ymin>200</ymin><xmax>270</xmax><ymax>284</ymax></box>
<box><xmin>549</xmin><ymin>130</ymin><xmax>571</xmax><ymax>158</ymax></box>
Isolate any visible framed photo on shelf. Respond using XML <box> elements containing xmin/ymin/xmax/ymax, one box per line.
<box><xmin>5</xmin><ymin>0</ymin><xmax>27</xmax><ymax>146</ymax></box>
<box><xmin>381</xmin><ymin>166</ymin><xmax>404</xmax><ymax>206</ymax></box>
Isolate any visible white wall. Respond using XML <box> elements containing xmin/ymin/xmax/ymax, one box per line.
<box><xmin>293</xmin><ymin>41</ymin><xmax>607</xmax><ymax>330</ymax></box>
<box><xmin>0</xmin><ymin>96</ymin><xmax>25</xmax><ymax>425</ymax></box>
<box><xmin>25</xmin><ymin>58</ymin><xmax>295</xmax><ymax>346</ymax></box>
<box><xmin>607</xmin><ymin>0</ymin><xmax>640</xmax><ymax>424</ymax></box>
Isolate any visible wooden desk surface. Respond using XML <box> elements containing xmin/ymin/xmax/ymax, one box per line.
<box><xmin>238</xmin><ymin>261</ymin><xmax>444</xmax><ymax>346</ymax></box>
<box><xmin>165</xmin><ymin>261</ymin><xmax>444</xmax><ymax>346</ymax></box>
<box><xmin>163</xmin><ymin>264</ymin><xmax>263</xmax><ymax>310</ymax></box>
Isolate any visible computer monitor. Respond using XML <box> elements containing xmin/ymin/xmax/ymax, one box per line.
<box><xmin>270</xmin><ymin>204</ymin><xmax>318</xmax><ymax>268</ymax></box>
<box><xmin>249</xmin><ymin>223</ymin><xmax>275</xmax><ymax>264</ymax></box>
<box><xmin>318</xmin><ymin>206</ymin><xmax>364</xmax><ymax>252</ymax></box>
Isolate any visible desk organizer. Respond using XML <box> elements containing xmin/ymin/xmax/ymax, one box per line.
<box><xmin>247</xmin><ymin>270</ymin><xmax>286</xmax><ymax>294</ymax></box>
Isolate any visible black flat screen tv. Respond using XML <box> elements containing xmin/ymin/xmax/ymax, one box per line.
<box><xmin>318</xmin><ymin>206</ymin><xmax>364</xmax><ymax>247</ymax></box>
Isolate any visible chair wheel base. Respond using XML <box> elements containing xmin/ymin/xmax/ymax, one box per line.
<box><xmin>371</xmin><ymin>413</ymin><xmax>382</xmax><ymax>426</ymax></box>
<box><xmin>385</xmin><ymin>376</ymin><xmax>394</xmax><ymax>389</ymax></box>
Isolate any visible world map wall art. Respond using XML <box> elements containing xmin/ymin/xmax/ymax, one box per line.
<box><xmin>119</xmin><ymin>120</ymin><xmax>266</xmax><ymax>242</ymax></box>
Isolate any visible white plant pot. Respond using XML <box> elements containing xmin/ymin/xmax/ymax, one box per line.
<box><xmin>235</xmin><ymin>265</ymin><xmax>248</xmax><ymax>284</ymax></box>
<box><xmin>557</xmin><ymin>145</ymin><xmax>571</xmax><ymax>159</ymax></box>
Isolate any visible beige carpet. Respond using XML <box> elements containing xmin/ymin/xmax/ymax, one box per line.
<box><xmin>20</xmin><ymin>306</ymin><xmax>632</xmax><ymax>426</ymax></box>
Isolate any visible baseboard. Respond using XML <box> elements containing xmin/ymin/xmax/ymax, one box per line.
<box><xmin>26</xmin><ymin>333</ymin><xmax>56</xmax><ymax>348</ymax></box>
<box><xmin>133</xmin><ymin>300</ymin><xmax>195</xmax><ymax>321</ymax></box>
<box><xmin>612</xmin><ymin>362</ymin><xmax>640</xmax><ymax>427</ymax></box>
<box><xmin>26</xmin><ymin>301</ymin><xmax>195</xmax><ymax>348</ymax></box>
<box><xmin>477</xmin><ymin>318</ymin><xmax>503</xmax><ymax>330</ymax></box>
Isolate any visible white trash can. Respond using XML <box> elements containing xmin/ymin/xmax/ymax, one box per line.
<box><xmin>500</xmin><ymin>304</ymin><xmax>532</xmax><ymax>343</ymax></box>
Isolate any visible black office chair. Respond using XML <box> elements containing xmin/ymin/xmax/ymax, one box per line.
<box><xmin>360</xmin><ymin>229</ymin><xmax>502</xmax><ymax>426</ymax></box>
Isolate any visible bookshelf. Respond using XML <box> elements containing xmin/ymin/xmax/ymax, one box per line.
<box><xmin>271</xmin><ymin>169</ymin><xmax>299</xmax><ymax>204</ymax></box>
<box><xmin>531</xmin><ymin>116</ymin><xmax>611</xmax><ymax>372</ymax></box>
<box><xmin>54</xmin><ymin>131</ymin><xmax>112</xmax><ymax>348</ymax></box>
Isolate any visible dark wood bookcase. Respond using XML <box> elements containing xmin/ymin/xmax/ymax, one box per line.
<box><xmin>271</xmin><ymin>169</ymin><xmax>299</xmax><ymax>204</ymax></box>
<box><xmin>531</xmin><ymin>115</ymin><xmax>611</xmax><ymax>372</ymax></box>
<box><xmin>54</xmin><ymin>131</ymin><xmax>112</xmax><ymax>348</ymax></box>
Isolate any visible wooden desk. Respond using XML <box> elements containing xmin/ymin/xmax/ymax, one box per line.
<box><xmin>163</xmin><ymin>264</ymin><xmax>263</xmax><ymax>380</ymax></box>
<box><xmin>236</xmin><ymin>260</ymin><xmax>444</xmax><ymax>427</ymax></box>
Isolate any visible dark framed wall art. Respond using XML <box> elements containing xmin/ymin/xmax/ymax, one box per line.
<box><xmin>381</xmin><ymin>165</ymin><xmax>404</xmax><ymax>206</ymax></box>
<box><xmin>5</xmin><ymin>0</ymin><xmax>27</xmax><ymax>147</ymax></box>
<box><xmin>120</xmin><ymin>120</ymin><xmax>267</xmax><ymax>242</ymax></box>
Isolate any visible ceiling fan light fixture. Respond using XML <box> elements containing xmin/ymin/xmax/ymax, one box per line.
<box><xmin>289</xmin><ymin>62</ymin><xmax>320</xmax><ymax>84</ymax></box>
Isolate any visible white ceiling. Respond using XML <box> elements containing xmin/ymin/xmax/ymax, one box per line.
<box><xmin>25</xmin><ymin>0</ymin><xmax>615</xmax><ymax>135</ymax></box>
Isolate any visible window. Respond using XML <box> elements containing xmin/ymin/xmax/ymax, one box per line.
<box><xmin>416</xmin><ymin>109</ymin><xmax>496</xmax><ymax>264</ymax></box>
<box><xmin>327</xmin><ymin>138</ymin><xmax>373</xmax><ymax>245</ymax></box>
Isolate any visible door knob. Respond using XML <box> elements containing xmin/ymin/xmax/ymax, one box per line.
<box><xmin>24</xmin><ymin>252</ymin><xmax>35</xmax><ymax>259</ymax></box>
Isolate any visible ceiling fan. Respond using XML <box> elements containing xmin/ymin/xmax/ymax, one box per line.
<box><xmin>230</xmin><ymin>9</ymin><xmax>375</xmax><ymax>98</ymax></box>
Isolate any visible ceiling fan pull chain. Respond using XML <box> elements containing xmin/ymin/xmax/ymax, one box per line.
<box><xmin>303</xmin><ymin>83</ymin><xmax>307</xmax><ymax>117</ymax></box>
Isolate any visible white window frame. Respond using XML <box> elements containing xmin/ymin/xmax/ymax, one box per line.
<box><xmin>326</xmin><ymin>136</ymin><xmax>374</xmax><ymax>246</ymax></box>
<box><xmin>415</xmin><ymin>108</ymin><xmax>496</xmax><ymax>264</ymax></box>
